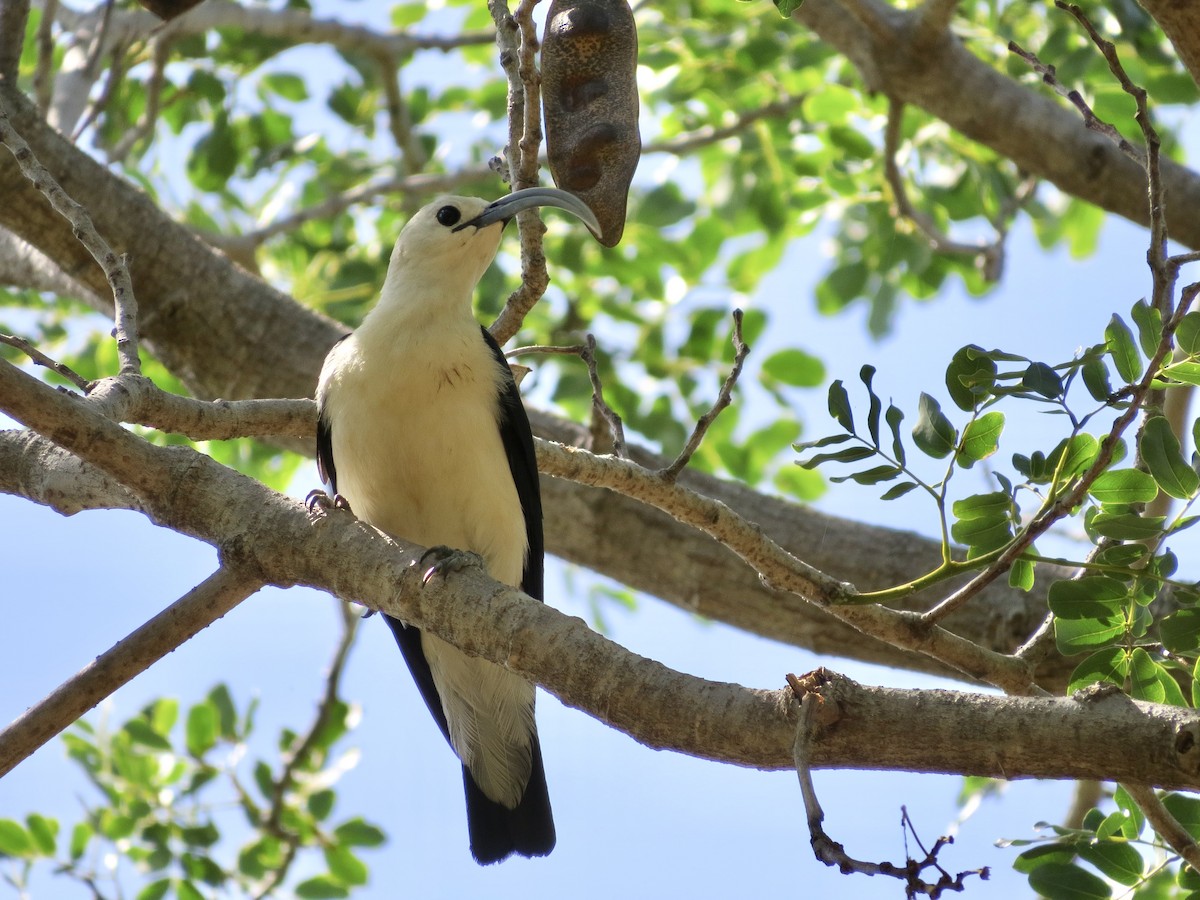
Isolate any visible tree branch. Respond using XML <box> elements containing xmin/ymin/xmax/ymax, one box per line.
<box><xmin>0</xmin><ymin>0</ymin><xmax>29</xmax><ymax>83</ymax></box>
<box><xmin>4</xmin><ymin>353</ymin><xmax>1200</xmax><ymax>786</ymax></box>
<box><xmin>0</xmin><ymin>93</ymin><xmax>141</xmax><ymax>375</ymax></box>
<box><xmin>0</xmin><ymin>565</ymin><xmax>263</xmax><ymax>778</ymax></box>
<box><xmin>793</xmin><ymin>0</ymin><xmax>1200</xmax><ymax>249</ymax></box>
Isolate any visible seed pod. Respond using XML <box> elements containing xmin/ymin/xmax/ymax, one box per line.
<box><xmin>542</xmin><ymin>0</ymin><xmax>640</xmax><ymax>247</ymax></box>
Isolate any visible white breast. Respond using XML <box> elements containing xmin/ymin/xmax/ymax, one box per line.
<box><xmin>318</xmin><ymin>309</ymin><xmax>536</xmax><ymax>807</ymax></box>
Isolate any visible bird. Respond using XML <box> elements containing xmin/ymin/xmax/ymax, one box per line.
<box><xmin>313</xmin><ymin>187</ymin><xmax>600</xmax><ymax>865</ymax></box>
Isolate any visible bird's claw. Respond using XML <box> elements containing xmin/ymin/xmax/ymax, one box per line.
<box><xmin>306</xmin><ymin>489</ymin><xmax>352</xmax><ymax>515</ymax></box>
<box><xmin>418</xmin><ymin>546</ymin><xmax>483</xmax><ymax>586</ymax></box>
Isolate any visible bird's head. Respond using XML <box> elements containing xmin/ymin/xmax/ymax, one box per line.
<box><xmin>386</xmin><ymin>188</ymin><xmax>601</xmax><ymax>296</ymax></box>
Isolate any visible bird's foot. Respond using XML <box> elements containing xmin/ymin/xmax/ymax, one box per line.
<box><xmin>418</xmin><ymin>546</ymin><xmax>484</xmax><ymax>586</ymax></box>
<box><xmin>305</xmin><ymin>489</ymin><xmax>352</xmax><ymax>515</ymax></box>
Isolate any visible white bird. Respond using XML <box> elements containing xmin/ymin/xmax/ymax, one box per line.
<box><xmin>313</xmin><ymin>188</ymin><xmax>599</xmax><ymax>864</ymax></box>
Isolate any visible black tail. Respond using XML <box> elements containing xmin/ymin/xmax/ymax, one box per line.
<box><xmin>464</xmin><ymin>735</ymin><xmax>556</xmax><ymax>865</ymax></box>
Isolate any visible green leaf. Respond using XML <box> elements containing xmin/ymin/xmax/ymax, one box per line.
<box><xmin>1067</xmin><ymin>647</ymin><xmax>1129</xmax><ymax>693</ymax></box>
<box><xmin>1131</xmin><ymin>299</ymin><xmax>1163</xmax><ymax>358</ymax></box>
<box><xmin>945</xmin><ymin>344</ymin><xmax>997</xmax><ymax>411</ymax></box>
<box><xmin>208</xmin><ymin>685</ymin><xmax>237</xmax><ymax>739</ymax></box>
<box><xmin>885</xmin><ymin>404</ymin><xmax>906</xmax><ymax>465</ymax></box>
<box><xmin>830</xmin><ymin>464</ymin><xmax>902</xmax><ymax>486</ymax></box>
<box><xmin>797</xmin><ymin>445</ymin><xmax>875</xmax><ymax>468</ymax></box>
<box><xmin>309</xmin><ymin>789</ymin><xmax>336</xmax><ymax>821</ymax></box>
<box><xmin>793</xmin><ymin>433</ymin><xmax>852</xmax><ymax>452</ymax></box>
<box><xmin>1087</xmin><ymin>468</ymin><xmax>1158</xmax><ymax>505</ymax></box>
<box><xmin>1161</xmin><ymin>609</ymin><xmax>1200</xmax><ymax>653</ymax></box>
<box><xmin>1051</xmin><ymin>433</ymin><xmax>1100</xmax><ymax>482</ymax></box>
<box><xmin>1014</xmin><ymin>843</ymin><xmax>1076</xmax><ymax>873</ymax></box>
<box><xmin>1113</xmin><ymin>786</ymin><xmax>1146</xmax><ymax>839</ymax></box>
<box><xmin>136</xmin><ymin>879</ymin><xmax>171</xmax><ymax>900</ymax></box>
<box><xmin>912</xmin><ymin>393</ymin><xmax>956</xmax><ymax>459</ymax></box>
<box><xmin>333</xmin><ymin>818</ymin><xmax>387</xmax><ymax>848</ymax></box>
<box><xmin>1022</xmin><ymin>362</ymin><xmax>1064</xmax><ymax>399</ymax></box>
<box><xmin>1027</xmin><ymin>861</ymin><xmax>1111</xmax><ymax>899</ymax></box>
<box><xmin>1129</xmin><ymin>647</ymin><xmax>1167</xmax><ymax>703</ymax></box>
<box><xmin>1081</xmin><ymin>356</ymin><xmax>1113</xmax><ymax>402</ymax></box>
<box><xmin>262</xmin><ymin>73</ymin><xmax>309</xmax><ymax>101</ymax></box>
<box><xmin>773</xmin><ymin>0</ymin><xmax>804</xmax><ymax>15</ymax></box>
<box><xmin>1009</xmin><ymin>556</ymin><xmax>1035</xmax><ymax>592</ymax></box>
<box><xmin>1055</xmin><ymin>614</ymin><xmax>1125</xmax><ymax>654</ymax></box>
<box><xmin>950</xmin><ymin>514</ymin><xmax>1012</xmax><ymax>556</ymax></box>
<box><xmin>1048</xmin><ymin>576</ymin><xmax>1127</xmax><ymax>619</ymax></box>
<box><xmin>1162</xmin><ymin>793</ymin><xmax>1200</xmax><ymax>839</ymax></box>
<box><xmin>0</xmin><ymin>819</ymin><xmax>34</xmax><ymax>857</ymax></box>
<box><xmin>69</xmin><ymin>822</ymin><xmax>91</xmax><ymax>860</ymax></box>
<box><xmin>25</xmin><ymin>814</ymin><xmax>57</xmax><ymax>855</ymax></box>
<box><xmin>1089</xmin><ymin>511</ymin><xmax>1166</xmax><ymax>541</ymax></box>
<box><xmin>176</xmin><ymin>881</ymin><xmax>205</xmax><ymax>900</ymax></box>
<box><xmin>827</xmin><ymin>380</ymin><xmax>853</xmax><ymax>432</ymax></box>
<box><xmin>1106</xmin><ymin>314</ymin><xmax>1142</xmax><ymax>384</ymax></box>
<box><xmin>953</xmin><ymin>491</ymin><xmax>1013</xmax><ymax>520</ymax></box>
<box><xmin>186</xmin><ymin>701</ymin><xmax>218</xmax><ymax>757</ymax></box>
<box><xmin>860</xmin><ymin>365</ymin><xmax>882</xmax><ymax>447</ymax></box>
<box><xmin>879</xmin><ymin>481</ymin><xmax>919</xmax><ymax>500</ymax></box>
<box><xmin>1177</xmin><ymin>311</ymin><xmax>1200</xmax><ymax>356</ymax></box>
<box><xmin>1075</xmin><ymin>841</ymin><xmax>1144</xmax><ymax>886</ymax></box>
<box><xmin>296</xmin><ymin>875</ymin><xmax>352</xmax><ymax>899</ymax></box>
<box><xmin>1140</xmin><ymin>416</ymin><xmax>1199</xmax><ymax>500</ymax></box>
<box><xmin>1162</xmin><ymin>360</ymin><xmax>1200</xmax><ymax>386</ymax></box>
<box><xmin>957</xmin><ymin>411</ymin><xmax>1004</xmax><ymax>467</ymax></box>
<box><xmin>324</xmin><ymin>844</ymin><xmax>368</xmax><ymax>886</ymax></box>
<box><xmin>124</xmin><ymin>718</ymin><xmax>173</xmax><ymax>751</ymax></box>
<box><xmin>761</xmin><ymin>348</ymin><xmax>824</xmax><ymax>387</ymax></box>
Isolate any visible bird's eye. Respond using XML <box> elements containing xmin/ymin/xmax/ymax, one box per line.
<box><xmin>436</xmin><ymin>206</ymin><xmax>462</xmax><ymax>227</ymax></box>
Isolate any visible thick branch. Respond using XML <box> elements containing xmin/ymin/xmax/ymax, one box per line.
<box><xmin>3</xmin><ymin>356</ymin><xmax>1199</xmax><ymax>787</ymax></box>
<box><xmin>1138</xmin><ymin>0</ymin><xmax>1200</xmax><ymax>88</ymax></box>
<box><xmin>794</xmin><ymin>0</ymin><xmax>1200</xmax><ymax>249</ymax></box>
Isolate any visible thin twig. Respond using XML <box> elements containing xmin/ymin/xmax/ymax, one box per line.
<box><xmin>266</xmin><ymin>601</ymin><xmax>360</xmax><ymax>832</ymax></box>
<box><xmin>108</xmin><ymin>34</ymin><xmax>170</xmax><ymax>162</ymax></box>
<box><xmin>644</xmin><ymin>95</ymin><xmax>807</xmax><ymax>156</ymax></box>
<box><xmin>883</xmin><ymin>97</ymin><xmax>1005</xmax><ymax>280</ymax></box>
<box><xmin>32</xmin><ymin>0</ymin><xmax>55</xmax><ymax>111</ymax></box>
<box><xmin>204</xmin><ymin>167</ymin><xmax>494</xmax><ymax>256</ymax></box>
<box><xmin>67</xmin><ymin>0</ymin><xmax>116</xmax><ymax>141</ymax></box>
<box><xmin>505</xmin><ymin>339</ymin><xmax>627</xmax><ymax>455</ymax></box>
<box><xmin>377</xmin><ymin>54</ymin><xmax>427</xmax><ymax>174</ymax></box>
<box><xmin>1008</xmin><ymin>40</ymin><xmax>1145</xmax><ymax>165</ymax></box>
<box><xmin>0</xmin><ymin>332</ymin><xmax>94</xmax><ymax>390</ymax></box>
<box><xmin>0</xmin><ymin>566</ymin><xmax>263</xmax><ymax>778</ymax></box>
<box><xmin>659</xmin><ymin>309</ymin><xmax>748</xmax><ymax>481</ymax></box>
<box><xmin>582</xmin><ymin>334</ymin><xmax>627</xmax><ymax>458</ymax></box>
<box><xmin>0</xmin><ymin>97</ymin><xmax>142</xmax><ymax>375</ymax></box>
<box><xmin>487</xmin><ymin>0</ymin><xmax>556</xmax><ymax>344</ymax></box>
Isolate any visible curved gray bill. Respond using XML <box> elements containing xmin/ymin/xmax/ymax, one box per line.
<box><xmin>455</xmin><ymin>187</ymin><xmax>601</xmax><ymax>237</ymax></box>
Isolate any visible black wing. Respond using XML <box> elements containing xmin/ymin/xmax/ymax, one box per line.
<box><xmin>480</xmin><ymin>325</ymin><xmax>545</xmax><ymax>602</ymax></box>
<box><xmin>315</xmin><ymin>335</ymin><xmax>349</xmax><ymax>493</ymax></box>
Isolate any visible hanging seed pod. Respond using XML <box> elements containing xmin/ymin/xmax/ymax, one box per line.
<box><xmin>541</xmin><ymin>0</ymin><xmax>640</xmax><ymax>247</ymax></box>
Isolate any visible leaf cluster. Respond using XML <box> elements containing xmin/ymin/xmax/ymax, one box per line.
<box><xmin>0</xmin><ymin>685</ymin><xmax>385</xmax><ymax>900</ymax></box>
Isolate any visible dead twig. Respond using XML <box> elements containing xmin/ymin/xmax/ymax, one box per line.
<box><xmin>0</xmin><ymin>332</ymin><xmax>94</xmax><ymax>391</ymax></box>
<box><xmin>658</xmin><ymin>309</ymin><xmax>748</xmax><ymax>481</ymax></box>
<box><xmin>0</xmin><ymin>97</ymin><xmax>142</xmax><ymax>375</ymax></box>
<box><xmin>789</xmin><ymin>672</ymin><xmax>989</xmax><ymax>898</ymax></box>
